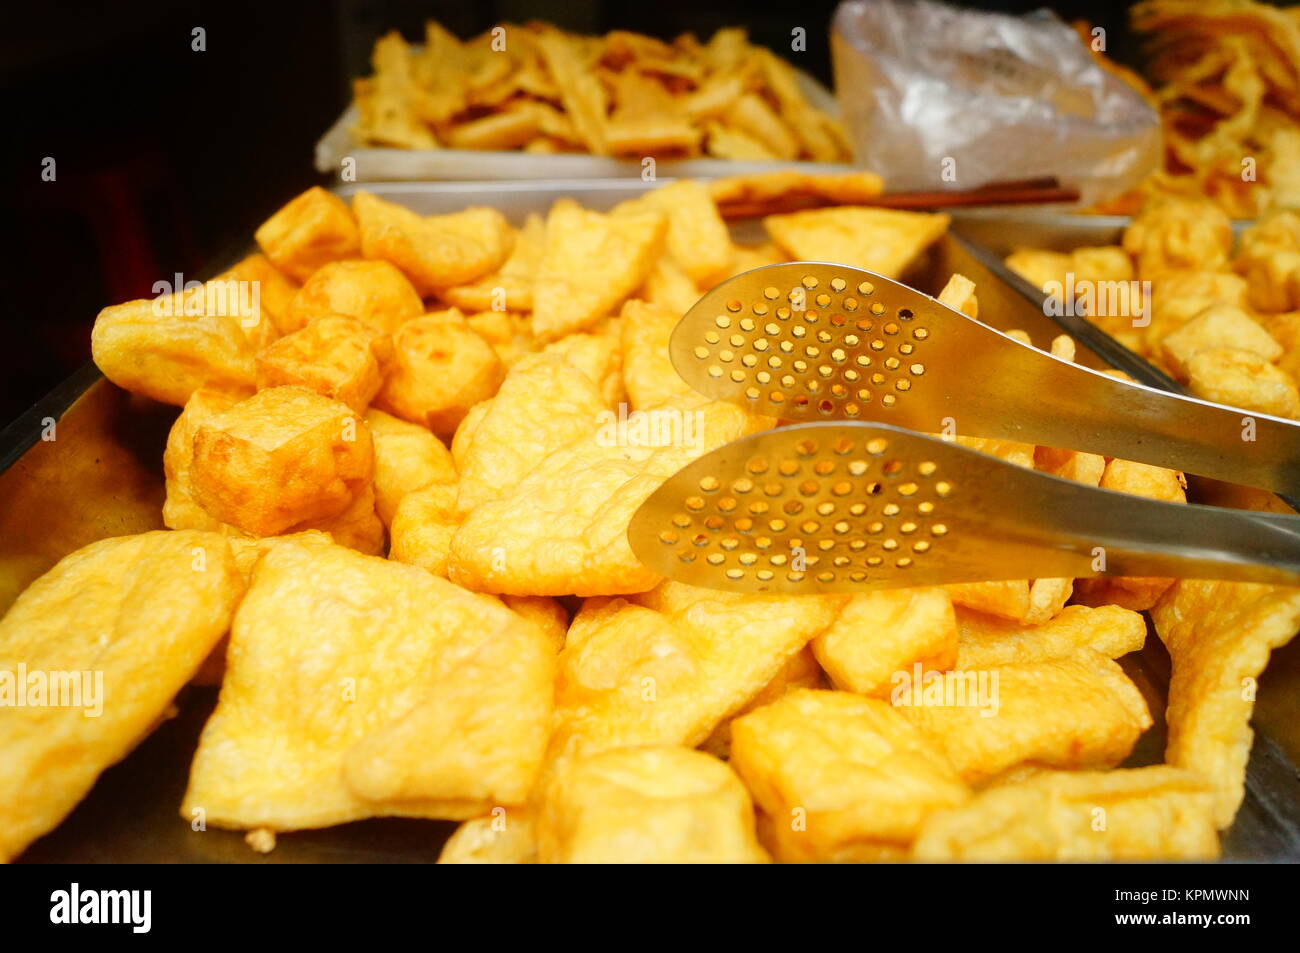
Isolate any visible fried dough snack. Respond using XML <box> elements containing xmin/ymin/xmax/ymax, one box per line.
<box><xmin>350</xmin><ymin>22</ymin><xmax>852</xmax><ymax>163</ymax></box>
<box><xmin>0</xmin><ymin>531</ymin><xmax>242</xmax><ymax>861</ymax></box>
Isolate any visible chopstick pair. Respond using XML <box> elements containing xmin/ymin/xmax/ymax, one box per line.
<box><xmin>628</xmin><ymin>262</ymin><xmax>1300</xmax><ymax>593</ymax></box>
<box><xmin>715</xmin><ymin>176</ymin><xmax>1079</xmax><ymax>220</ymax></box>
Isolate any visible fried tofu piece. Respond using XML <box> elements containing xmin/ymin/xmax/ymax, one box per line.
<box><xmin>540</xmin><ymin>322</ymin><xmax>624</xmax><ymax>408</ymax></box>
<box><xmin>375</xmin><ymin>308</ymin><xmax>505</xmax><ymax>436</ymax></box>
<box><xmin>1102</xmin><ymin>457</ymin><xmax>1187</xmax><ymax>503</ymax></box>
<box><xmin>699</xmin><ymin>645</ymin><xmax>822</xmax><ymax>760</ymax></box>
<box><xmin>536</xmin><ymin>747</ymin><xmax>768</xmax><ymax>864</ymax></box>
<box><xmin>620</xmin><ymin>298</ymin><xmax>696</xmax><ymax>411</ymax></box>
<box><xmin>163</xmin><ymin>387</ymin><xmax>245</xmax><ymax>531</ymax></box>
<box><xmin>638</xmin><ymin>252</ymin><xmax>701</xmax><ymax>315</ymax></box>
<box><xmin>454</xmin><ymin>353</ymin><xmax>606</xmax><ymax>515</ymax></box>
<box><xmin>812</xmin><ymin>588</ymin><xmax>958</xmax><ymax>697</ymax></box>
<box><xmin>254</xmin><ymin>186</ymin><xmax>362</xmax><ymax>282</ymax></box>
<box><xmin>894</xmin><ymin>652</ymin><xmax>1152</xmax><ymax>786</ymax></box>
<box><xmin>613</xmin><ymin>181</ymin><xmax>733</xmax><ymax>285</ymax></box>
<box><xmin>363</xmin><ymin>408</ymin><xmax>456</xmax><ymax>527</ymax></box>
<box><xmin>1159</xmin><ymin>304</ymin><xmax>1282</xmax><ymax>379</ymax></box>
<box><xmin>311</xmin><ymin>483</ymin><xmax>384</xmax><ymax>555</ymax></box>
<box><xmin>438</xmin><ymin>810</ymin><xmax>538</xmax><ymax>864</ymax></box>
<box><xmin>532</xmin><ymin>199</ymin><xmax>666</xmax><ymax>341</ymax></box>
<box><xmin>353</xmin><ymin>191</ymin><xmax>512</xmax><ymax>295</ymax></box>
<box><xmin>440</xmin><ymin>213</ymin><xmax>546</xmax><ymax>313</ymax></box>
<box><xmin>998</xmin><ymin>245</ymin><xmax>1071</xmax><ymax>289</ymax></box>
<box><xmin>936</xmin><ymin>273</ymin><xmax>979</xmax><ymax>318</ymax></box>
<box><xmin>730</xmin><ymin>690</ymin><xmax>969</xmax><ymax>862</ymax></box>
<box><xmin>282</xmin><ymin>259</ymin><xmax>423</xmax><ymax>335</ymax></box>
<box><xmin>190</xmin><ymin>386</ymin><xmax>374</xmax><ymax>537</ymax></box>
<box><xmin>913</xmin><ymin>767</ymin><xmax>1219</xmax><ymax>861</ymax></box>
<box><xmin>91</xmin><ymin>297</ymin><xmax>257</xmax><ymax>407</ymax></box>
<box><xmin>447</xmin><ymin>400</ymin><xmax>764</xmax><ymax>595</ymax></box>
<box><xmin>945</xmin><ymin>577</ymin><xmax>1073</xmax><ymax>625</ymax></box>
<box><xmin>181</xmin><ymin>540</ymin><xmax>555</xmax><ymax>829</ymax></box>
<box><xmin>763</xmin><ymin>207</ymin><xmax>949</xmax><ymax>280</ymax></box>
<box><xmin>388</xmin><ymin>482</ymin><xmax>460</xmax><ymax>578</ymax></box>
<box><xmin>1121</xmin><ymin>198</ymin><xmax>1232</xmax><ymax>277</ymax></box>
<box><xmin>549</xmin><ymin>582</ymin><xmax>844</xmax><ymax>759</ymax></box>
<box><xmin>0</xmin><ymin>530</ymin><xmax>242</xmax><ymax>861</ymax></box>
<box><xmin>1034</xmin><ymin>444</ymin><xmax>1106</xmax><ymax>486</ymax></box>
<box><xmin>955</xmin><ymin>604</ymin><xmax>1146</xmax><ymax>669</ymax></box>
<box><xmin>1151</xmin><ymin>580</ymin><xmax>1300</xmax><ymax>826</ymax></box>
<box><xmin>212</xmin><ymin>253</ymin><xmax>300</xmax><ymax>339</ymax></box>
<box><xmin>1186</xmin><ymin>347</ymin><xmax>1300</xmax><ymax>417</ymax></box>
<box><xmin>255</xmin><ymin>315</ymin><xmax>387</xmax><ymax>412</ymax></box>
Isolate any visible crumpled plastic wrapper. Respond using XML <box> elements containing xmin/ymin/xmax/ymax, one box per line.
<box><xmin>831</xmin><ymin>0</ymin><xmax>1160</xmax><ymax>207</ymax></box>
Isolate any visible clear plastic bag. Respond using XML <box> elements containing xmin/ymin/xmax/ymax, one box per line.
<box><xmin>831</xmin><ymin>0</ymin><xmax>1160</xmax><ymax>206</ymax></box>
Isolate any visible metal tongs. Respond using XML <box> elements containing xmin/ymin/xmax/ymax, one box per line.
<box><xmin>628</xmin><ymin>262</ymin><xmax>1300</xmax><ymax>593</ymax></box>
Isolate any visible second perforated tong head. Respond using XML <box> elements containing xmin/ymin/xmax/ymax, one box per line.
<box><xmin>668</xmin><ymin>262</ymin><xmax>1300</xmax><ymax>499</ymax></box>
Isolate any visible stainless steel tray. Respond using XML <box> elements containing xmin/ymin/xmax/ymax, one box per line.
<box><xmin>5</xmin><ymin>183</ymin><xmax>1299</xmax><ymax>862</ymax></box>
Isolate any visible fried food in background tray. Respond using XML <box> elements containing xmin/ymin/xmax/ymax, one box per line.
<box><xmin>351</xmin><ymin>21</ymin><xmax>852</xmax><ymax>162</ymax></box>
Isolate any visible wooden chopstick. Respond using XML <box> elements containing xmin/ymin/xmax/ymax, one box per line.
<box><xmin>717</xmin><ymin>177</ymin><xmax>1079</xmax><ymax>220</ymax></box>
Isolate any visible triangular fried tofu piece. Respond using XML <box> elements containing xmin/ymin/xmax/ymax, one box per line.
<box><xmin>613</xmin><ymin>180</ymin><xmax>733</xmax><ymax>285</ymax></box>
<box><xmin>532</xmin><ymin>199</ymin><xmax>665</xmax><ymax>341</ymax></box>
<box><xmin>440</xmin><ymin>213</ymin><xmax>546</xmax><ymax>313</ymax></box>
<box><xmin>763</xmin><ymin>207</ymin><xmax>950</xmax><ymax>279</ymax></box>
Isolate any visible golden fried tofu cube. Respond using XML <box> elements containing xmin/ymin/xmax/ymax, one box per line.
<box><xmin>937</xmin><ymin>273</ymin><xmax>979</xmax><ymax>317</ymax></box>
<box><xmin>441</xmin><ymin>213</ymin><xmax>545</xmax><ymax>314</ymax></box>
<box><xmin>454</xmin><ymin>352</ymin><xmax>606</xmax><ymax>514</ymax></box>
<box><xmin>536</xmin><ymin>747</ymin><xmax>768</xmax><ymax>864</ymax></box>
<box><xmin>91</xmin><ymin>298</ymin><xmax>257</xmax><ymax>407</ymax></box>
<box><xmin>1004</xmin><ymin>248</ymin><xmax>1071</xmax><ymax>292</ymax></box>
<box><xmin>438</xmin><ymin>810</ymin><xmax>538</xmax><ymax>864</ymax></box>
<box><xmin>1238</xmin><ymin>249</ymin><xmax>1300</xmax><ymax>313</ymax></box>
<box><xmin>374</xmin><ymin>309</ymin><xmax>505</xmax><ymax>436</ymax></box>
<box><xmin>549</xmin><ymin>583</ymin><xmax>844</xmax><ymax>759</ymax></box>
<box><xmin>1151</xmin><ymin>579</ymin><xmax>1300</xmax><ymax>826</ymax></box>
<box><xmin>447</xmin><ymin>400</ymin><xmax>764</xmax><ymax>595</ymax></box>
<box><xmin>213</xmin><ymin>253</ymin><xmax>300</xmax><ymax>339</ymax></box>
<box><xmin>1101</xmin><ymin>457</ymin><xmax>1187</xmax><ymax>502</ymax></box>
<box><xmin>0</xmin><ymin>530</ymin><xmax>242</xmax><ymax>861</ymax></box>
<box><xmin>895</xmin><ymin>651</ymin><xmax>1152</xmax><ymax>785</ymax></box>
<box><xmin>310</xmin><ymin>483</ymin><xmax>384</xmax><ymax>555</ymax></box>
<box><xmin>1122</xmin><ymin>199</ymin><xmax>1232</xmax><ymax>276</ymax></box>
<box><xmin>764</xmin><ymin>207</ymin><xmax>950</xmax><ymax>280</ymax></box>
<box><xmin>1034</xmin><ymin>445</ymin><xmax>1105</xmax><ymax>486</ymax></box>
<box><xmin>282</xmin><ymin>259</ymin><xmax>424</xmax><ymax>335</ymax></box>
<box><xmin>254</xmin><ymin>186</ymin><xmax>361</xmax><ymax>282</ymax></box>
<box><xmin>532</xmin><ymin>198</ymin><xmax>666</xmax><ymax>341</ymax></box>
<box><xmin>163</xmin><ymin>387</ymin><xmax>244</xmax><ymax>531</ymax></box>
<box><xmin>945</xmin><ymin>577</ymin><xmax>1073</xmax><ymax>625</ymax></box>
<box><xmin>364</xmin><ymin>408</ymin><xmax>456</xmax><ymax>526</ymax></box>
<box><xmin>388</xmin><ymin>482</ymin><xmax>461</xmax><ymax>578</ymax></box>
<box><xmin>190</xmin><ymin>386</ymin><xmax>374</xmax><ymax>537</ymax></box>
<box><xmin>730</xmin><ymin>690</ymin><xmax>969</xmax><ymax>862</ymax></box>
<box><xmin>612</xmin><ymin>180</ymin><xmax>733</xmax><ymax>285</ymax></box>
<box><xmin>812</xmin><ymin>588</ymin><xmax>957</xmax><ymax>697</ymax></box>
<box><xmin>182</xmin><ymin>540</ymin><xmax>555</xmax><ymax>829</ymax></box>
<box><xmin>621</xmin><ymin>299</ymin><xmax>697</xmax><ymax>411</ymax></box>
<box><xmin>955</xmin><ymin>604</ymin><xmax>1146</xmax><ymax>668</ymax></box>
<box><xmin>1159</xmin><ymin>304</ymin><xmax>1282</xmax><ymax>378</ymax></box>
<box><xmin>1186</xmin><ymin>347</ymin><xmax>1300</xmax><ymax>417</ymax></box>
<box><xmin>255</xmin><ymin>315</ymin><xmax>386</xmax><ymax>412</ymax></box>
<box><xmin>353</xmin><ymin>191</ymin><xmax>512</xmax><ymax>295</ymax></box>
<box><xmin>913</xmin><ymin>767</ymin><xmax>1219</xmax><ymax>861</ymax></box>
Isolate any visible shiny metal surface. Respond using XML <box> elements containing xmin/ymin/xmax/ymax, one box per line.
<box><xmin>630</xmin><ymin>421</ymin><xmax>1300</xmax><ymax>594</ymax></box>
<box><xmin>671</xmin><ymin>262</ymin><xmax>1300</xmax><ymax>498</ymax></box>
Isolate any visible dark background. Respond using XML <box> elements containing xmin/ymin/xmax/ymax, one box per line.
<box><xmin>0</xmin><ymin>0</ymin><xmax>1137</xmax><ymax>427</ymax></box>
